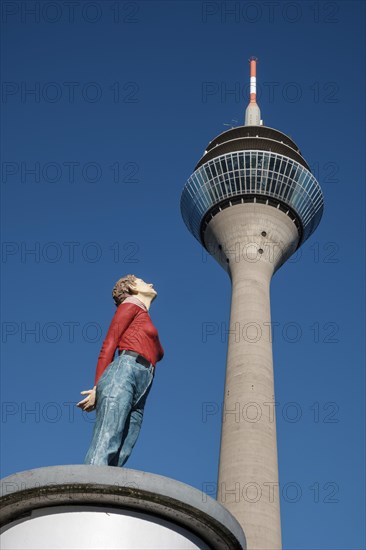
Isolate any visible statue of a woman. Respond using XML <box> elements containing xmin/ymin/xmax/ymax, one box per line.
<box><xmin>76</xmin><ymin>274</ymin><xmax>164</xmax><ymax>467</ymax></box>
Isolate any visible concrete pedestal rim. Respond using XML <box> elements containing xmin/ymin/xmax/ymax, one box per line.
<box><xmin>0</xmin><ymin>465</ymin><xmax>246</xmax><ymax>550</ymax></box>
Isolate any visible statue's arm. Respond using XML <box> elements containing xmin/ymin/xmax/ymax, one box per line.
<box><xmin>76</xmin><ymin>303</ymin><xmax>139</xmax><ymax>412</ymax></box>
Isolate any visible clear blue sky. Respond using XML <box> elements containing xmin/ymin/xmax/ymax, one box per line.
<box><xmin>1</xmin><ymin>1</ymin><xmax>365</xmax><ymax>549</ymax></box>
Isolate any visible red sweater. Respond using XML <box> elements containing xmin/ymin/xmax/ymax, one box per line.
<box><xmin>94</xmin><ymin>298</ymin><xmax>164</xmax><ymax>386</ymax></box>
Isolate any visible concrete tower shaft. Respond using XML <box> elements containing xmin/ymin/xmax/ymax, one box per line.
<box><xmin>204</xmin><ymin>203</ymin><xmax>299</xmax><ymax>549</ymax></box>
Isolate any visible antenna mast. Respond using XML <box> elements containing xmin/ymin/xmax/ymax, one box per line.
<box><xmin>244</xmin><ymin>56</ymin><xmax>262</xmax><ymax>126</ymax></box>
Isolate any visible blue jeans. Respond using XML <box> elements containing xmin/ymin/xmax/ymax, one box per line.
<box><xmin>84</xmin><ymin>350</ymin><xmax>154</xmax><ymax>467</ymax></box>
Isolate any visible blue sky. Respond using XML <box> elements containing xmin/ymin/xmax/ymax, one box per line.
<box><xmin>1</xmin><ymin>1</ymin><xmax>365</xmax><ymax>549</ymax></box>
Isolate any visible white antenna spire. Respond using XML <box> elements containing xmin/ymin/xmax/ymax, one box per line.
<box><xmin>244</xmin><ymin>56</ymin><xmax>262</xmax><ymax>126</ymax></box>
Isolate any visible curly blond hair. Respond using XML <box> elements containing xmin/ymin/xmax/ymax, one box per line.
<box><xmin>112</xmin><ymin>274</ymin><xmax>138</xmax><ymax>307</ymax></box>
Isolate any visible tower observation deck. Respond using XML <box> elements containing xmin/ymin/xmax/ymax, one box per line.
<box><xmin>180</xmin><ymin>58</ymin><xmax>324</xmax><ymax>550</ymax></box>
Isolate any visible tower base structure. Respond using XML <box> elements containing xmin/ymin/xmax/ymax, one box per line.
<box><xmin>204</xmin><ymin>202</ymin><xmax>300</xmax><ymax>549</ymax></box>
<box><xmin>0</xmin><ymin>465</ymin><xmax>246</xmax><ymax>550</ymax></box>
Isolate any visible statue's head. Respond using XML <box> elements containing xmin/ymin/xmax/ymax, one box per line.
<box><xmin>112</xmin><ymin>275</ymin><xmax>157</xmax><ymax>307</ymax></box>
<box><xmin>112</xmin><ymin>274</ymin><xmax>138</xmax><ymax>306</ymax></box>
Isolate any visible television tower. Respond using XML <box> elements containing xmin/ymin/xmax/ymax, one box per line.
<box><xmin>180</xmin><ymin>58</ymin><xmax>324</xmax><ymax>549</ymax></box>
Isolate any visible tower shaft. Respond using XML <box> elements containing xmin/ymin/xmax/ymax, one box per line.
<box><xmin>204</xmin><ymin>203</ymin><xmax>299</xmax><ymax>549</ymax></box>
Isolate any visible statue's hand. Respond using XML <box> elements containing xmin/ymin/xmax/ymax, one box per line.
<box><xmin>76</xmin><ymin>388</ymin><xmax>96</xmax><ymax>412</ymax></box>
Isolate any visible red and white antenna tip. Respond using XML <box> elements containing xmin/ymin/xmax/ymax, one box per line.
<box><xmin>244</xmin><ymin>56</ymin><xmax>262</xmax><ymax>126</ymax></box>
<box><xmin>249</xmin><ymin>57</ymin><xmax>257</xmax><ymax>102</ymax></box>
